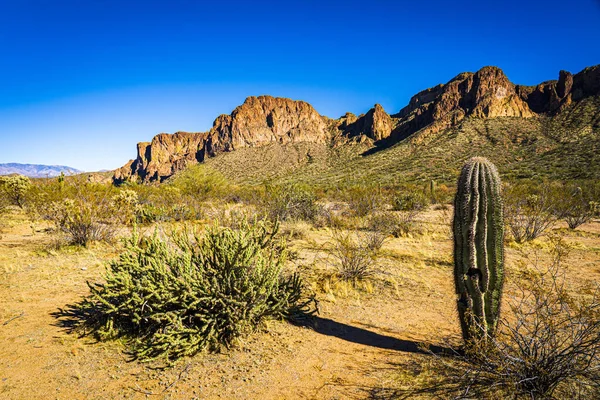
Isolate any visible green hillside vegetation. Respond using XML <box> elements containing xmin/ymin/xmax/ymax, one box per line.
<box><xmin>203</xmin><ymin>96</ymin><xmax>600</xmax><ymax>187</ymax></box>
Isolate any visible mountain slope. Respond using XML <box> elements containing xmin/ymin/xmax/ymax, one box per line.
<box><xmin>114</xmin><ymin>64</ymin><xmax>600</xmax><ymax>184</ymax></box>
<box><xmin>0</xmin><ymin>163</ymin><xmax>82</xmax><ymax>178</ymax></box>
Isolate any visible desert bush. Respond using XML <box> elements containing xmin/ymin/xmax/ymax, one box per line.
<box><xmin>369</xmin><ymin>210</ymin><xmax>422</xmax><ymax>238</ymax></box>
<box><xmin>391</xmin><ymin>190</ymin><xmax>427</xmax><ymax>212</ymax></box>
<box><xmin>134</xmin><ymin>185</ymin><xmax>200</xmax><ymax>222</ymax></box>
<box><xmin>111</xmin><ymin>189</ymin><xmax>139</xmax><ymax>225</ymax></box>
<box><xmin>279</xmin><ymin>220</ymin><xmax>312</xmax><ymax>241</ymax></box>
<box><xmin>413</xmin><ymin>238</ymin><xmax>600</xmax><ymax>399</ymax></box>
<box><xmin>262</xmin><ymin>183</ymin><xmax>319</xmax><ymax>222</ymax></box>
<box><xmin>0</xmin><ymin>193</ymin><xmax>8</xmax><ymax>215</ymax></box>
<box><xmin>168</xmin><ymin>164</ymin><xmax>229</xmax><ymax>200</ymax></box>
<box><xmin>504</xmin><ymin>183</ymin><xmax>560</xmax><ymax>243</ymax></box>
<box><xmin>69</xmin><ymin>220</ymin><xmax>316</xmax><ymax>363</ymax></box>
<box><xmin>47</xmin><ymin>197</ymin><xmax>116</xmax><ymax>246</ymax></box>
<box><xmin>27</xmin><ymin>176</ymin><xmax>118</xmax><ymax>246</ymax></box>
<box><xmin>553</xmin><ymin>184</ymin><xmax>600</xmax><ymax>229</ymax></box>
<box><xmin>0</xmin><ymin>175</ymin><xmax>32</xmax><ymax>208</ymax></box>
<box><xmin>326</xmin><ymin>229</ymin><xmax>378</xmax><ymax>281</ymax></box>
<box><xmin>345</xmin><ymin>186</ymin><xmax>386</xmax><ymax>217</ymax></box>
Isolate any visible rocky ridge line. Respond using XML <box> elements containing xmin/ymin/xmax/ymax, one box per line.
<box><xmin>114</xmin><ymin>64</ymin><xmax>600</xmax><ymax>183</ymax></box>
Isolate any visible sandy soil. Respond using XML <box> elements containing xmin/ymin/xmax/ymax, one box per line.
<box><xmin>1</xmin><ymin>209</ymin><xmax>599</xmax><ymax>399</ymax></box>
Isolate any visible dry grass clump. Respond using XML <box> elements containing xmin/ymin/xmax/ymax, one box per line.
<box><xmin>325</xmin><ymin>229</ymin><xmax>382</xmax><ymax>281</ymax></box>
<box><xmin>369</xmin><ymin>210</ymin><xmax>423</xmax><ymax>238</ymax></box>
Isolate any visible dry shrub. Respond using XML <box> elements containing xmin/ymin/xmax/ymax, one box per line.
<box><xmin>345</xmin><ymin>186</ymin><xmax>386</xmax><ymax>217</ymax></box>
<box><xmin>391</xmin><ymin>190</ymin><xmax>427</xmax><ymax>212</ymax></box>
<box><xmin>504</xmin><ymin>183</ymin><xmax>559</xmax><ymax>243</ymax></box>
<box><xmin>553</xmin><ymin>183</ymin><xmax>600</xmax><ymax>229</ymax></box>
<box><xmin>369</xmin><ymin>210</ymin><xmax>423</xmax><ymax>238</ymax></box>
<box><xmin>262</xmin><ymin>183</ymin><xmax>320</xmax><ymax>222</ymax></box>
<box><xmin>46</xmin><ymin>197</ymin><xmax>116</xmax><ymax>246</ymax></box>
<box><xmin>28</xmin><ymin>177</ymin><xmax>118</xmax><ymax>246</ymax></box>
<box><xmin>326</xmin><ymin>229</ymin><xmax>379</xmax><ymax>281</ymax></box>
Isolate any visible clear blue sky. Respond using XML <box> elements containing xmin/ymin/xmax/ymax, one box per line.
<box><xmin>0</xmin><ymin>0</ymin><xmax>599</xmax><ymax>171</ymax></box>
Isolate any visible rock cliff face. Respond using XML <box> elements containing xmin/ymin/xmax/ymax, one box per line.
<box><xmin>114</xmin><ymin>65</ymin><xmax>600</xmax><ymax>183</ymax></box>
<box><xmin>517</xmin><ymin>65</ymin><xmax>600</xmax><ymax>114</ymax></box>
<box><xmin>114</xmin><ymin>96</ymin><xmax>331</xmax><ymax>183</ymax></box>
<box><xmin>338</xmin><ymin>104</ymin><xmax>393</xmax><ymax>141</ymax></box>
<box><xmin>391</xmin><ymin>66</ymin><xmax>535</xmax><ymax>142</ymax></box>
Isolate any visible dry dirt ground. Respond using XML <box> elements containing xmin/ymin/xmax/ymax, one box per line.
<box><xmin>1</xmin><ymin>209</ymin><xmax>600</xmax><ymax>399</ymax></box>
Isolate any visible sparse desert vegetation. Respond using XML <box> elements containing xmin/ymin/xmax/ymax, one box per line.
<box><xmin>2</xmin><ymin>160</ymin><xmax>600</xmax><ymax>399</ymax></box>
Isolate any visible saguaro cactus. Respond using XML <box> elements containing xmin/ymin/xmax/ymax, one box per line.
<box><xmin>453</xmin><ymin>157</ymin><xmax>504</xmax><ymax>342</ymax></box>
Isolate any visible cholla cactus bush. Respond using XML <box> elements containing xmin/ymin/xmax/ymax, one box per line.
<box><xmin>73</xmin><ymin>219</ymin><xmax>316</xmax><ymax>363</ymax></box>
<box><xmin>453</xmin><ymin>157</ymin><xmax>504</xmax><ymax>342</ymax></box>
<box><xmin>111</xmin><ymin>189</ymin><xmax>139</xmax><ymax>225</ymax></box>
<box><xmin>48</xmin><ymin>198</ymin><xmax>115</xmax><ymax>246</ymax></box>
<box><xmin>0</xmin><ymin>175</ymin><xmax>32</xmax><ymax>208</ymax></box>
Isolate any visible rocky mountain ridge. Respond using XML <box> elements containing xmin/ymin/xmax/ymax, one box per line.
<box><xmin>114</xmin><ymin>64</ymin><xmax>600</xmax><ymax>183</ymax></box>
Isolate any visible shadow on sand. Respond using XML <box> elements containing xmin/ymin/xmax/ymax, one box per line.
<box><xmin>308</xmin><ymin>316</ymin><xmax>451</xmax><ymax>355</ymax></box>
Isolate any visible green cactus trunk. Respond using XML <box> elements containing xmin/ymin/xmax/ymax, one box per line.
<box><xmin>453</xmin><ymin>157</ymin><xmax>504</xmax><ymax>342</ymax></box>
<box><xmin>429</xmin><ymin>179</ymin><xmax>436</xmax><ymax>204</ymax></box>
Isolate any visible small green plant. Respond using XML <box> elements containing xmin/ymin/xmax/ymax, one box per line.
<box><xmin>68</xmin><ymin>220</ymin><xmax>316</xmax><ymax>363</ymax></box>
<box><xmin>0</xmin><ymin>175</ymin><xmax>32</xmax><ymax>208</ymax></box>
<box><xmin>453</xmin><ymin>157</ymin><xmax>504</xmax><ymax>343</ymax></box>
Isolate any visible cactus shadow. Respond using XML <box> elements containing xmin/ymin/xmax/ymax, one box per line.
<box><xmin>309</xmin><ymin>316</ymin><xmax>450</xmax><ymax>355</ymax></box>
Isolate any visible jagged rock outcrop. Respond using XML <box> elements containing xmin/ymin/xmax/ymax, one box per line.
<box><xmin>114</xmin><ymin>64</ymin><xmax>600</xmax><ymax>183</ymax></box>
<box><xmin>517</xmin><ymin>65</ymin><xmax>600</xmax><ymax>114</ymax></box>
<box><xmin>114</xmin><ymin>96</ymin><xmax>331</xmax><ymax>183</ymax></box>
<box><xmin>339</xmin><ymin>104</ymin><xmax>393</xmax><ymax>141</ymax></box>
<box><xmin>392</xmin><ymin>66</ymin><xmax>535</xmax><ymax>142</ymax></box>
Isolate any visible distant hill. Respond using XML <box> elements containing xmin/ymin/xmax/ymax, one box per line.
<box><xmin>0</xmin><ymin>163</ymin><xmax>82</xmax><ymax>178</ymax></box>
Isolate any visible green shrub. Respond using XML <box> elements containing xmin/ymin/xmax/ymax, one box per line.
<box><xmin>71</xmin><ymin>220</ymin><xmax>316</xmax><ymax>363</ymax></box>
<box><xmin>504</xmin><ymin>183</ymin><xmax>560</xmax><ymax>243</ymax></box>
<box><xmin>168</xmin><ymin>164</ymin><xmax>229</xmax><ymax>200</ymax></box>
<box><xmin>391</xmin><ymin>190</ymin><xmax>427</xmax><ymax>212</ymax></box>
<box><xmin>111</xmin><ymin>189</ymin><xmax>139</xmax><ymax>225</ymax></box>
<box><xmin>0</xmin><ymin>175</ymin><xmax>32</xmax><ymax>208</ymax></box>
<box><xmin>553</xmin><ymin>184</ymin><xmax>600</xmax><ymax>229</ymax></box>
<box><xmin>263</xmin><ymin>183</ymin><xmax>319</xmax><ymax>222</ymax></box>
<box><xmin>48</xmin><ymin>197</ymin><xmax>116</xmax><ymax>246</ymax></box>
<box><xmin>345</xmin><ymin>186</ymin><xmax>386</xmax><ymax>217</ymax></box>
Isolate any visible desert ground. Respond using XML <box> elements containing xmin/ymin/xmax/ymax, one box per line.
<box><xmin>2</xmin><ymin>204</ymin><xmax>599</xmax><ymax>399</ymax></box>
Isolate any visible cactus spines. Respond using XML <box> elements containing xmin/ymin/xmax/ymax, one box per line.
<box><xmin>453</xmin><ymin>157</ymin><xmax>504</xmax><ymax>342</ymax></box>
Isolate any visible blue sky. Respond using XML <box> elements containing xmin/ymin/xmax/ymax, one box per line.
<box><xmin>0</xmin><ymin>0</ymin><xmax>599</xmax><ymax>171</ymax></box>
